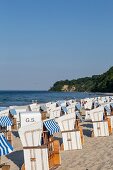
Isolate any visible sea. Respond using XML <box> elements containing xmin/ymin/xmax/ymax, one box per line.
<box><xmin>0</xmin><ymin>91</ymin><xmax>106</xmax><ymax>107</ymax></box>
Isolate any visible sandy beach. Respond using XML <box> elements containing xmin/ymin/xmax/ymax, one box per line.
<box><xmin>1</xmin><ymin>121</ymin><xmax>113</xmax><ymax>170</ymax></box>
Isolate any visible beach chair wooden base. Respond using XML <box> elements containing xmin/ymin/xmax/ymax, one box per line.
<box><xmin>0</xmin><ymin>165</ymin><xmax>10</xmax><ymax>170</ymax></box>
<box><xmin>107</xmin><ymin>115</ymin><xmax>113</xmax><ymax>129</ymax></box>
<box><xmin>79</xmin><ymin>127</ymin><xmax>84</xmax><ymax>144</ymax></box>
<box><xmin>4</xmin><ymin>131</ymin><xmax>13</xmax><ymax>146</ymax></box>
<box><xmin>62</xmin><ymin>130</ymin><xmax>82</xmax><ymax>151</ymax></box>
<box><xmin>41</xmin><ymin>111</ymin><xmax>47</xmax><ymax>120</ymax></box>
<box><xmin>48</xmin><ymin>140</ymin><xmax>61</xmax><ymax>169</ymax></box>
<box><xmin>21</xmin><ymin>164</ymin><xmax>25</xmax><ymax>170</ymax></box>
<box><xmin>11</xmin><ymin>118</ymin><xmax>18</xmax><ymax>130</ymax></box>
<box><xmin>92</xmin><ymin>120</ymin><xmax>110</xmax><ymax>137</ymax></box>
<box><xmin>106</xmin><ymin>117</ymin><xmax>112</xmax><ymax>134</ymax></box>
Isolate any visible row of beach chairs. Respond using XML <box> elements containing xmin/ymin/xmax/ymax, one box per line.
<box><xmin>0</xmin><ymin>96</ymin><xmax>113</xmax><ymax>170</ymax></box>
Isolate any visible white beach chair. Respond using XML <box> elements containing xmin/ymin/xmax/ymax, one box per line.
<box><xmin>29</xmin><ymin>103</ymin><xmax>40</xmax><ymax>112</ymax></box>
<box><xmin>85</xmin><ymin>106</ymin><xmax>104</xmax><ymax>121</ymax></box>
<box><xmin>92</xmin><ymin>120</ymin><xmax>110</xmax><ymax>137</ymax></box>
<box><xmin>56</xmin><ymin>113</ymin><xmax>83</xmax><ymax>150</ymax></box>
<box><xmin>49</xmin><ymin>106</ymin><xmax>61</xmax><ymax>119</ymax></box>
<box><xmin>91</xmin><ymin>108</ymin><xmax>112</xmax><ymax>137</ymax></box>
<box><xmin>19</xmin><ymin>123</ymin><xmax>49</xmax><ymax>170</ymax></box>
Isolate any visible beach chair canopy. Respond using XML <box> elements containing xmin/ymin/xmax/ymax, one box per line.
<box><xmin>0</xmin><ymin>133</ymin><xmax>13</xmax><ymax>156</ymax></box>
<box><xmin>9</xmin><ymin>109</ymin><xmax>17</xmax><ymax>115</ymax></box>
<box><xmin>0</xmin><ymin>116</ymin><xmax>13</xmax><ymax>127</ymax></box>
<box><xmin>43</xmin><ymin>119</ymin><xmax>60</xmax><ymax>135</ymax></box>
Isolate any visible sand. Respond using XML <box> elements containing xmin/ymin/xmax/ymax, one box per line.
<box><xmin>1</xmin><ymin>122</ymin><xmax>113</xmax><ymax>170</ymax></box>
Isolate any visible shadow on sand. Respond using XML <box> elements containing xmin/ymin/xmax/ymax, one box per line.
<box><xmin>12</xmin><ymin>131</ymin><xmax>20</xmax><ymax>138</ymax></box>
<box><xmin>7</xmin><ymin>150</ymin><xmax>24</xmax><ymax>169</ymax></box>
<box><xmin>81</xmin><ymin>123</ymin><xmax>93</xmax><ymax>129</ymax></box>
<box><xmin>83</xmin><ymin>129</ymin><xmax>92</xmax><ymax>137</ymax></box>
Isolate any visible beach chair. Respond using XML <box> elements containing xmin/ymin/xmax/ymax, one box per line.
<box><xmin>29</xmin><ymin>103</ymin><xmax>40</xmax><ymax>112</ymax></box>
<box><xmin>91</xmin><ymin>110</ymin><xmax>112</xmax><ymax>137</ymax></box>
<box><xmin>56</xmin><ymin>113</ymin><xmax>83</xmax><ymax>151</ymax></box>
<box><xmin>49</xmin><ymin>106</ymin><xmax>61</xmax><ymax>119</ymax></box>
<box><xmin>85</xmin><ymin>106</ymin><xmax>104</xmax><ymax>120</ymax></box>
<box><xmin>19</xmin><ymin>123</ymin><xmax>49</xmax><ymax>170</ymax></box>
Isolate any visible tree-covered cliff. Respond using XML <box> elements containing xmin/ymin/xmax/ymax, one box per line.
<box><xmin>49</xmin><ymin>67</ymin><xmax>113</xmax><ymax>92</ymax></box>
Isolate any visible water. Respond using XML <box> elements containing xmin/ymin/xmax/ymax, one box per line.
<box><xmin>0</xmin><ymin>91</ymin><xmax>104</xmax><ymax>107</ymax></box>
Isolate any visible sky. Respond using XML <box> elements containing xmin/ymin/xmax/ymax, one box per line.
<box><xmin>0</xmin><ymin>0</ymin><xmax>113</xmax><ymax>90</ymax></box>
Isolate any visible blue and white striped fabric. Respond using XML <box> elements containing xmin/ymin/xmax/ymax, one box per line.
<box><xmin>0</xmin><ymin>134</ymin><xmax>13</xmax><ymax>156</ymax></box>
<box><xmin>0</xmin><ymin>116</ymin><xmax>13</xmax><ymax>127</ymax></box>
<box><xmin>43</xmin><ymin>119</ymin><xmax>60</xmax><ymax>135</ymax></box>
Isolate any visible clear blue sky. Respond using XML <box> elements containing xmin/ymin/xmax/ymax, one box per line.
<box><xmin>0</xmin><ymin>0</ymin><xmax>113</xmax><ymax>90</ymax></box>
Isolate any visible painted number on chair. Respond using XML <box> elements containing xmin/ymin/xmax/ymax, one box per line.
<box><xmin>26</xmin><ymin>118</ymin><xmax>35</xmax><ymax>122</ymax></box>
